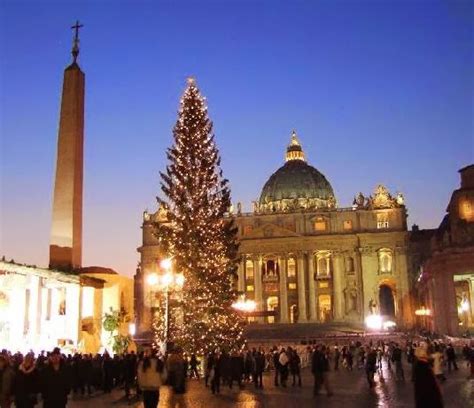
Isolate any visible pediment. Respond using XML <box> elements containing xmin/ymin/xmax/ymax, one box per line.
<box><xmin>245</xmin><ymin>223</ymin><xmax>301</xmax><ymax>239</ymax></box>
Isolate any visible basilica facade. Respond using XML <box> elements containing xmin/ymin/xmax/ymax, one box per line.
<box><xmin>135</xmin><ymin>132</ymin><xmax>414</xmax><ymax>338</ymax></box>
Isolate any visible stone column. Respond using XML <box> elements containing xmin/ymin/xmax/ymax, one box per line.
<box><xmin>36</xmin><ymin>278</ymin><xmax>43</xmax><ymax>337</ymax></box>
<box><xmin>279</xmin><ymin>255</ymin><xmax>289</xmax><ymax>323</ymax></box>
<box><xmin>395</xmin><ymin>247</ymin><xmax>413</xmax><ymax>328</ymax></box>
<box><xmin>238</xmin><ymin>257</ymin><xmax>245</xmax><ymax>292</ymax></box>
<box><xmin>254</xmin><ymin>257</ymin><xmax>264</xmax><ymax>323</ymax></box>
<box><xmin>332</xmin><ymin>252</ymin><xmax>344</xmax><ymax>320</ymax></box>
<box><xmin>469</xmin><ymin>279</ymin><xmax>474</xmax><ymax>324</ymax></box>
<box><xmin>77</xmin><ymin>285</ymin><xmax>83</xmax><ymax>348</ymax></box>
<box><xmin>359</xmin><ymin>246</ymin><xmax>376</xmax><ymax>317</ymax></box>
<box><xmin>307</xmin><ymin>252</ymin><xmax>317</xmax><ymax>321</ymax></box>
<box><xmin>297</xmin><ymin>253</ymin><xmax>308</xmax><ymax>322</ymax></box>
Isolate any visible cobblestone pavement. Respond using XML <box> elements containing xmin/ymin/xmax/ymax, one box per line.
<box><xmin>66</xmin><ymin>361</ymin><xmax>473</xmax><ymax>408</ymax></box>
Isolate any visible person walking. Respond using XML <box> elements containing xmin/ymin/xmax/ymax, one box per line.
<box><xmin>289</xmin><ymin>348</ymin><xmax>302</xmax><ymax>387</ymax></box>
<box><xmin>334</xmin><ymin>346</ymin><xmax>340</xmax><ymax>371</ymax></box>
<box><xmin>253</xmin><ymin>349</ymin><xmax>265</xmax><ymax>389</ymax></box>
<box><xmin>102</xmin><ymin>352</ymin><xmax>114</xmax><ymax>393</ymax></box>
<box><xmin>124</xmin><ymin>352</ymin><xmax>137</xmax><ymax>399</ymax></box>
<box><xmin>229</xmin><ymin>351</ymin><xmax>244</xmax><ymax>389</ymax></box>
<box><xmin>392</xmin><ymin>344</ymin><xmax>405</xmax><ymax>381</ymax></box>
<box><xmin>204</xmin><ymin>353</ymin><xmax>213</xmax><ymax>387</ymax></box>
<box><xmin>189</xmin><ymin>354</ymin><xmax>200</xmax><ymax>380</ymax></box>
<box><xmin>432</xmin><ymin>345</ymin><xmax>446</xmax><ymax>383</ymax></box>
<box><xmin>40</xmin><ymin>349</ymin><xmax>71</xmax><ymax>408</ymax></box>
<box><xmin>312</xmin><ymin>345</ymin><xmax>333</xmax><ymax>397</ymax></box>
<box><xmin>13</xmin><ymin>353</ymin><xmax>38</xmax><ymax>408</ymax></box>
<box><xmin>272</xmin><ymin>348</ymin><xmax>281</xmax><ymax>386</ymax></box>
<box><xmin>446</xmin><ymin>344</ymin><xmax>458</xmax><ymax>372</ymax></box>
<box><xmin>365</xmin><ymin>347</ymin><xmax>377</xmax><ymax>388</ymax></box>
<box><xmin>209</xmin><ymin>352</ymin><xmax>221</xmax><ymax>395</ymax></box>
<box><xmin>166</xmin><ymin>347</ymin><xmax>187</xmax><ymax>408</ymax></box>
<box><xmin>413</xmin><ymin>344</ymin><xmax>443</xmax><ymax>408</ymax></box>
<box><xmin>278</xmin><ymin>348</ymin><xmax>289</xmax><ymax>388</ymax></box>
<box><xmin>137</xmin><ymin>350</ymin><xmax>165</xmax><ymax>408</ymax></box>
<box><xmin>0</xmin><ymin>353</ymin><xmax>14</xmax><ymax>408</ymax></box>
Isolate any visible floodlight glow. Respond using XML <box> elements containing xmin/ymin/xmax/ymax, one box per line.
<box><xmin>147</xmin><ymin>273</ymin><xmax>159</xmax><ymax>286</ymax></box>
<box><xmin>160</xmin><ymin>258</ymin><xmax>172</xmax><ymax>271</ymax></box>
<box><xmin>415</xmin><ymin>308</ymin><xmax>432</xmax><ymax>316</ymax></box>
<box><xmin>129</xmin><ymin>323</ymin><xmax>136</xmax><ymax>336</ymax></box>
<box><xmin>161</xmin><ymin>272</ymin><xmax>173</xmax><ymax>287</ymax></box>
<box><xmin>460</xmin><ymin>299</ymin><xmax>470</xmax><ymax>312</ymax></box>
<box><xmin>383</xmin><ymin>320</ymin><xmax>396</xmax><ymax>330</ymax></box>
<box><xmin>365</xmin><ymin>314</ymin><xmax>383</xmax><ymax>330</ymax></box>
<box><xmin>175</xmin><ymin>274</ymin><xmax>185</xmax><ymax>288</ymax></box>
<box><xmin>232</xmin><ymin>299</ymin><xmax>257</xmax><ymax>312</ymax></box>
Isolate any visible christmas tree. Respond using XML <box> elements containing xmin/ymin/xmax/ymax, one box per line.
<box><xmin>154</xmin><ymin>78</ymin><xmax>244</xmax><ymax>354</ymax></box>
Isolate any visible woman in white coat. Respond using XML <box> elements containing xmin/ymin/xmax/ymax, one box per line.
<box><xmin>138</xmin><ymin>350</ymin><xmax>166</xmax><ymax>408</ymax></box>
<box><xmin>431</xmin><ymin>344</ymin><xmax>446</xmax><ymax>382</ymax></box>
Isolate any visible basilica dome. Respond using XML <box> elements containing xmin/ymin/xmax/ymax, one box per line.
<box><xmin>258</xmin><ymin>132</ymin><xmax>336</xmax><ymax>212</ymax></box>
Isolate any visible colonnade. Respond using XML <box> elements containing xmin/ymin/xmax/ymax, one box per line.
<box><xmin>237</xmin><ymin>251</ymin><xmax>347</xmax><ymax>323</ymax></box>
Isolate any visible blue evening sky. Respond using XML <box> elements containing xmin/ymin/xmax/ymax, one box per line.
<box><xmin>1</xmin><ymin>0</ymin><xmax>472</xmax><ymax>276</ymax></box>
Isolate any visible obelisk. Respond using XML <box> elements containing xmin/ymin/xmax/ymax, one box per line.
<box><xmin>49</xmin><ymin>21</ymin><xmax>85</xmax><ymax>271</ymax></box>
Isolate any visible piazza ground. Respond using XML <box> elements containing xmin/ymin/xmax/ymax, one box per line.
<box><xmin>67</xmin><ymin>360</ymin><xmax>472</xmax><ymax>408</ymax></box>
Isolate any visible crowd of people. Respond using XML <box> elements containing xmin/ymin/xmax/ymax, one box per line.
<box><xmin>0</xmin><ymin>338</ymin><xmax>473</xmax><ymax>408</ymax></box>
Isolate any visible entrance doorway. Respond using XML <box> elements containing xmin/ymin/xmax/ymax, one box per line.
<box><xmin>318</xmin><ymin>294</ymin><xmax>331</xmax><ymax>322</ymax></box>
<box><xmin>379</xmin><ymin>284</ymin><xmax>395</xmax><ymax>316</ymax></box>
<box><xmin>267</xmin><ymin>296</ymin><xmax>279</xmax><ymax>324</ymax></box>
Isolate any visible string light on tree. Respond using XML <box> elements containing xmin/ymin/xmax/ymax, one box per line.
<box><xmin>153</xmin><ymin>77</ymin><xmax>244</xmax><ymax>355</ymax></box>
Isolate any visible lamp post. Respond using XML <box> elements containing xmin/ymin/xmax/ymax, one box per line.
<box><xmin>146</xmin><ymin>258</ymin><xmax>184</xmax><ymax>352</ymax></box>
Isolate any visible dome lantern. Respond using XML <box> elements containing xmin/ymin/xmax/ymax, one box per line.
<box><xmin>285</xmin><ymin>130</ymin><xmax>306</xmax><ymax>162</ymax></box>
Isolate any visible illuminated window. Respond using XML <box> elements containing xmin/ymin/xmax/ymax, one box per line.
<box><xmin>314</xmin><ymin>218</ymin><xmax>327</xmax><ymax>231</ymax></box>
<box><xmin>287</xmin><ymin>258</ymin><xmax>296</xmax><ymax>278</ymax></box>
<box><xmin>245</xmin><ymin>260</ymin><xmax>254</xmax><ymax>279</ymax></box>
<box><xmin>244</xmin><ymin>225</ymin><xmax>253</xmax><ymax>235</ymax></box>
<box><xmin>288</xmin><ymin>282</ymin><xmax>297</xmax><ymax>290</ymax></box>
<box><xmin>343</xmin><ymin>220</ymin><xmax>353</xmax><ymax>230</ymax></box>
<box><xmin>58</xmin><ymin>288</ymin><xmax>66</xmax><ymax>315</ymax></box>
<box><xmin>378</xmin><ymin>249</ymin><xmax>392</xmax><ymax>273</ymax></box>
<box><xmin>460</xmin><ymin>199</ymin><xmax>474</xmax><ymax>221</ymax></box>
<box><xmin>346</xmin><ymin>257</ymin><xmax>355</xmax><ymax>273</ymax></box>
<box><xmin>319</xmin><ymin>281</ymin><xmax>329</xmax><ymax>289</ymax></box>
<box><xmin>317</xmin><ymin>252</ymin><xmax>331</xmax><ymax>276</ymax></box>
<box><xmin>246</xmin><ymin>285</ymin><xmax>254</xmax><ymax>292</ymax></box>
<box><xmin>376</xmin><ymin>213</ymin><xmax>389</xmax><ymax>229</ymax></box>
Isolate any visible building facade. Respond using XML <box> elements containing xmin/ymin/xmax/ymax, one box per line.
<box><xmin>135</xmin><ymin>132</ymin><xmax>414</xmax><ymax>337</ymax></box>
<box><xmin>416</xmin><ymin>165</ymin><xmax>474</xmax><ymax>336</ymax></box>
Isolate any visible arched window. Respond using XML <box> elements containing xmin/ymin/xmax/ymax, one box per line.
<box><xmin>287</xmin><ymin>258</ymin><xmax>296</xmax><ymax>278</ymax></box>
<box><xmin>378</xmin><ymin>249</ymin><xmax>392</xmax><ymax>273</ymax></box>
<box><xmin>316</xmin><ymin>252</ymin><xmax>331</xmax><ymax>276</ymax></box>
<box><xmin>264</xmin><ymin>259</ymin><xmax>279</xmax><ymax>278</ymax></box>
<box><xmin>245</xmin><ymin>260</ymin><xmax>254</xmax><ymax>280</ymax></box>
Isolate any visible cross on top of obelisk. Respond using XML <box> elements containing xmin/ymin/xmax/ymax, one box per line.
<box><xmin>71</xmin><ymin>20</ymin><xmax>83</xmax><ymax>63</ymax></box>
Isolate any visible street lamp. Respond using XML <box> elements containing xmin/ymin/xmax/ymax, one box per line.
<box><xmin>147</xmin><ymin>257</ymin><xmax>184</xmax><ymax>352</ymax></box>
<box><xmin>232</xmin><ymin>297</ymin><xmax>257</xmax><ymax>313</ymax></box>
<box><xmin>232</xmin><ymin>295</ymin><xmax>257</xmax><ymax>323</ymax></box>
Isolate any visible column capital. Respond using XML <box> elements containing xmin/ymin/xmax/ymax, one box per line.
<box><xmin>358</xmin><ymin>246</ymin><xmax>374</xmax><ymax>255</ymax></box>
